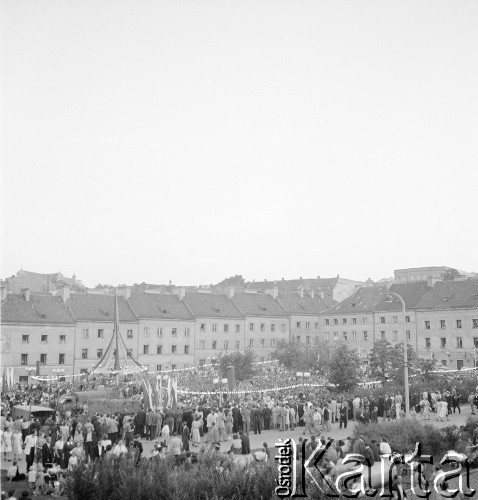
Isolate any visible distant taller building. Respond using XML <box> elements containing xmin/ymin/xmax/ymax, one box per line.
<box><xmin>394</xmin><ymin>267</ymin><xmax>460</xmax><ymax>285</ymax></box>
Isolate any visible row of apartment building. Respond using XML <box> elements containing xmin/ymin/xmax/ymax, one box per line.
<box><xmin>1</xmin><ymin>279</ymin><xmax>478</xmax><ymax>383</ymax></box>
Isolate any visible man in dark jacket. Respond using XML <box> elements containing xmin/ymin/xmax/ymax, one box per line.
<box><xmin>182</xmin><ymin>421</ymin><xmax>190</xmax><ymax>452</ymax></box>
<box><xmin>263</xmin><ymin>406</ymin><xmax>272</xmax><ymax>431</ymax></box>
<box><xmin>240</xmin><ymin>431</ymin><xmax>250</xmax><ymax>455</ymax></box>
<box><xmin>135</xmin><ymin>409</ymin><xmax>147</xmax><ymax>438</ymax></box>
<box><xmin>232</xmin><ymin>405</ymin><xmax>241</xmax><ymax>433</ymax></box>
<box><xmin>42</xmin><ymin>437</ymin><xmax>53</xmax><ymax>467</ymax></box>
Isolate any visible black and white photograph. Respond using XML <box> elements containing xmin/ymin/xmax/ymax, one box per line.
<box><xmin>1</xmin><ymin>1</ymin><xmax>477</xmax><ymax>498</ymax></box>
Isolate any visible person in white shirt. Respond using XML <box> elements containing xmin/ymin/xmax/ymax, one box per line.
<box><xmin>112</xmin><ymin>439</ymin><xmax>128</xmax><ymax>457</ymax></box>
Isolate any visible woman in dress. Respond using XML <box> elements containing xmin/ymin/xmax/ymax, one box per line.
<box><xmin>3</xmin><ymin>426</ymin><xmax>13</xmax><ymax>461</ymax></box>
<box><xmin>191</xmin><ymin>416</ymin><xmax>201</xmax><ymax>447</ymax></box>
<box><xmin>11</xmin><ymin>428</ymin><xmax>22</xmax><ymax>461</ymax></box>
<box><xmin>161</xmin><ymin>422</ymin><xmax>170</xmax><ymax>444</ymax></box>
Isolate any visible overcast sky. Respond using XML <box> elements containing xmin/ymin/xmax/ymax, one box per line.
<box><xmin>1</xmin><ymin>0</ymin><xmax>477</xmax><ymax>288</ymax></box>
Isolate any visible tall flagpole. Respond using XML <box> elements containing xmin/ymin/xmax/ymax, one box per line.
<box><xmin>114</xmin><ymin>293</ymin><xmax>120</xmax><ymax>371</ymax></box>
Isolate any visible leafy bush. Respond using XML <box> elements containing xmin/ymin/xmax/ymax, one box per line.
<box><xmin>354</xmin><ymin>420</ymin><xmax>446</xmax><ymax>457</ymax></box>
<box><xmin>465</xmin><ymin>415</ymin><xmax>478</xmax><ymax>433</ymax></box>
<box><xmin>66</xmin><ymin>453</ymin><xmax>278</xmax><ymax>500</ymax></box>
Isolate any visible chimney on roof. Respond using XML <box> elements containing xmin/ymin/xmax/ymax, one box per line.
<box><xmin>58</xmin><ymin>286</ymin><xmax>71</xmax><ymax>303</ymax></box>
<box><xmin>300</xmin><ymin>277</ymin><xmax>303</xmax><ymax>280</ymax></box>
<box><xmin>23</xmin><ymin>288</ymin><xmax>30</xmax><ymax>302</ymax></box>
<box><xmin>227</xmin><ymin>286</ymin><xmax>234</xmax><ymax>299</ymax></box>
<box><xmin>267</xmin><ymin>287</ymin><xmax>278</xmax><ymax>299</ymax></box>
<box><xmin>298</xmin><ymin>288</ymin><xmax>304</xmax><ymax>299</ymax></box>
<box><xmin>282</xmin><ymin>277</ymin><xmax>284</xmax><ymax>281</ymax></box>
<box><xmin>117</xmin><ymin>286</ymin><xmax>131</xmax><ymax>301</ymax></box>
<box><xmin>317</xmin><ymin>276</ymin><xmax>320</xmax><ymax>280</ymax></box>
<box><xmin>1</xmin><ymin>285</ymin><xmax>7</xmax><ymax>301</ymax></box>
<box><xmin>176</xmin><ymin>287</ymin><xmax>186</xmax><ymax>300</ymax></box>
<box><xmin>309</xmin><ymin>290</ymin><xmax>315</xmax><ymax>299</ymax></box>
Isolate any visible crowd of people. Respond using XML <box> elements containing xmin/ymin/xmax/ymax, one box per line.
<box><xmin>2</xmin><ymin>369</ymin><xmax>478</xmax><ymax>499</ymax></box>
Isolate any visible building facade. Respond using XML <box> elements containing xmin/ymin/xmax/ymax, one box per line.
<box><xmin>416</xmin><ymin>280</ymin><xmax>478</xmax><ymax>369</ymax></box>
<box><xmin>0</xmin><ymin>289</ymin><xmax>76</xmax><ymax>383</ymax></box>
<box><xmin>128</xmin><ymin>292</ymin><xmax>195</xmax><ymax>371</ymax></box>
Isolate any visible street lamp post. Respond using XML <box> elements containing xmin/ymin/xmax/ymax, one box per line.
<box><xmin>385</xmin><ymin>289</ymin><xmax>410</xmax><ymax>417</ymax></box>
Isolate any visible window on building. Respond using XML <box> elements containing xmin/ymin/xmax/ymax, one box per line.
<box><xmin>425</xmin><ymin>338</ymin><xmax>431</xmax><ymax>348</ymax></box>
<box><xmin>260</xmin><ymin>324</ymin><xmax>265</xmax><ymax>332</ymax></box>
<box><xmin>172</xmin><ymin>328</ymin><xmax>177</xmax><ymax>337</ymax></box>
<box><xmin>440</xmin><ymin>338</ymin><xmax>446</xmax><ymax>348</ymax></box>
<box><xmin>212</xmin><ymin>341</ymin><xmax>217</xmax><ymax>350</ymax></box>
<box><xmin>212</xmin><ymin>324</ymin><xmax>217</xmax><ymax>332</ymax></box>
<box><xmin>352</xmin><ymin>318</ymin><xmax>357</xmax><ymax>325</ymax></box>
<box><xmin>352</xmin><ymin>331</ymin><xmax>357</xmax><ymax>341</ymax></box>
<box><xmin>235</xmin><ymin>324</ymin><xmax>240</xmax><ymax>333</ymax></box>
<box><xmin>363</xmin><ymin>331</ymin><xmax>368</xmax><ymax>341</ymax></box>
<box><xmin>472</xmin><ymin>319</ymin><xmax>478</xmax><ymax>328</ymax></box>
<box><xmin>200</xmin><ymin>340</ymin><xmax>205</xmax><ymax>350</ymax></box>
<box><xmin>306</xmin><ymin>322</ymin><xmax>310</xmax><ymax>329</ymax></box>
<box><xmin>342</xmin><ymin>318</ymin><xmax>347</xmax><ymax>325</ymax></box>
<box><xmin>334</xmin><ymin>319</ymin><xmax>338</xmax><ymax>325</ymax></box>
<box><xmin>249</xmin><ymin>323</ymin><xmax>254</xmax><ymax>331</ymax></box>
<box><xmin>236</xmin><ymin>341</ymin><xmax>240</xmax><ymax>349</ymax></box>
<box><xmin>261</xmin><ymin>338</ymin><xmax>265</xmax><ymax>347</ymax></box>
<box><xmin>297</xmin><ymin>336</ymin><xmax>301</xmax><ymax>342</ymax></box>
<box><xmin>224</xmin><ymin>341</ymin><xmax>229</xmax><ymax>351</ymax></box>
<box><xmin>306</xmin><ymin>336</ymin><xmax>311</xmax><ymax>344</ymax></box>
<box><xmin>441</xmin><ymin>360</ymin><xmax>448</xmax><ymax>367</ymax></box>
<box><xmin>40</xmin><ymin>354</ymin><xmax>47</xmax><ymax>365</ymax></box>
<box><xmin>474</xmin><ymin>338</ymin><xmax>478</xmax><ymax>348</ymax></box>
<box><xmin>343</xmin><ymin>332</ymin><xmax>347</xmax><ymax>341</ymax></box>
<box><xmin>21</xmin><ymin>354</ymin><xmax>28</xmax><ymax>365</ymax></box>
<box><xmin>393</xmin><ymin>331</ymin><xmax>398</xmax><ymax>342</ymax></box>
<box><xmin>440</xmin><ymin>320</ymin><xmax>446</xmax><ymax>329</ymax></box>
<box><xmin>392</xmin><ymin>316</ymin><xmax>398</xmax><ymax>323</ymax></box>
<box><xmin>22</xmin><ymin>335</ymin><xmax>29</xmax><ymax>343</ymax></box>
<box><xmin>98</xmin><ymin>329</ymin><xmax>104</xmax><ymax>338</ymax></box>
<box><xmin>184</xmin><ymin>328</ymin><xmax>190</xmax><ymax>337</ymax></box>
<box><xmin>333</xmin><ymin>332</ymin><xmax>338</xmax><ymax>340</ymax></box>
<box><xmin>59</xmin><ymin>335</ymin><xmax>66</xmax><ymax>343</ymax></box>
<box><xmin>456</xmin><ymin>320</ymin><xmax>462</xmax><ymax>329</ymax></box>
<box><xmin>184</xmin><ymin>345</ymin><xmax>190</xmax><ymax>354</ymax></box>
<box><xmin>143</xmin><ymin>345</ymin><xmax>149</xmax><ymax>355</ymax></box>
<box><xmin>157</xmin><ymin>345</ymin><xmax>162</xmax><ymax>355</ymax></box>
<box><xmin>19</xmin><ymin>376</ymin><xmax>28</xmax><ymax>383</ymax></box>
<box><xmin>128</xmin><ymin>329</ymin><xmax>133</xmax><ymax>338</ymax></box>
<box><xmin>171</xmin><ymin>364</ymin><xmax>176</xmax><ymax>370</ymax></box>
<box><xmin>406</xmin><ymin>330</ymin><xmax>411</xmax><ymax>339</ymax></box>
<box><xmin>405</xmin><ymin>316</ymin><xmax>410</xmax><ymax>323</ymax></box>
<box><xmin>199</xmin><ymin>359</ymin><xmax>205</xmax><ymax>367</ymax></box>
<box><xmin>271</xmin><ymin>324</ymin><xmax>276</xmax><ymax>332</ymax></box>
<box><xmin>281</xmin><ymin>324</ymin><xmax>286</xmax><ymax>333</ymax></box>
<box><xmin>171</xmin><ymin>345</ymin><xmax>177</xmax><ymax>354</ymax></box>
<box><xmin>380</xmin><ymin>317</ymin><xmax>385</xmax><ymax>324</ymax></box>
<box><xmin>80</xmin><ymin>368</ymin><xmax>88</xmax><ymax>374</ymax></box>
<box><xmin>270</xmin><ymin>339</ymin><xmax>275</xmax><ymax>347</ymax></box>
<box><xmin>362</xmin><ymin>318</ymin><xmax>368</xmax><ymax>324</ymax></box>
<box><xmin>315</xmin><ymin>322</ymin><xmax>319</xmax><ymax>329</ymax></box>
<box><xmin>381</xmin><ymin>331</ymin><xmax>385</xmax><ymax>340</ymax></box>
<box><xmin>82</xmin><ymin>329</ymin><xmax>89</xmax><ymax>339</ymax></box>
<box><xmin>425</xmin><ymin>321</ymin><xmax>430</xmax><ymax>330</ymax></box>
<box><xmin>260</xmin><ymin>357</ymin><xmax>265</xmax><ymax>362</ymax></box>
<box><xmin>224</xmin><ymin>324</ymin><xmax>229</xmax><ymax>333</ymax></box>
<box><xmin>81</xmin><ymin>349</ymin><xmax>88</xmax><ymax>359</ymax></box>
<box><xmin>41</xmin><ymin>335</ymin><xmax>48</xmax><ymax>344</ymax></box>
<box><xmin>157</xmin><ymin>364</ymin><xmax>162</xmax><ymax>371</ymax></box>
<box><xmin>97</xmin><ymin>349</ymin><xmax>103</xmax><ymax>359</ymax></box>
<box><xmin>200</xmin><ymin>324</ymin><xmax>206</xmax><ymax>332</ymax></box>
<box><xmin>456</xmin><ymin>337</ymin><xmax>463</xmax><ymax>348</ymax></box>
<box><xmin>127</xmin><ymin>349</ymin><xmax>132</xmax><ymax>357</ymax></box>
<box><xmin>249</xmin><ymin>339</ymin><xmax>254</xmax><ymax>347</ymax></box>
<box><xmin>325</xmin><ymin>319</ymin><xmax>330</xmax><ymax>326</ymax></box>
<box><xmin>325</xmin><ymin>332</ymin><xmax>330</xmax><ymax>341</ymax></box>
